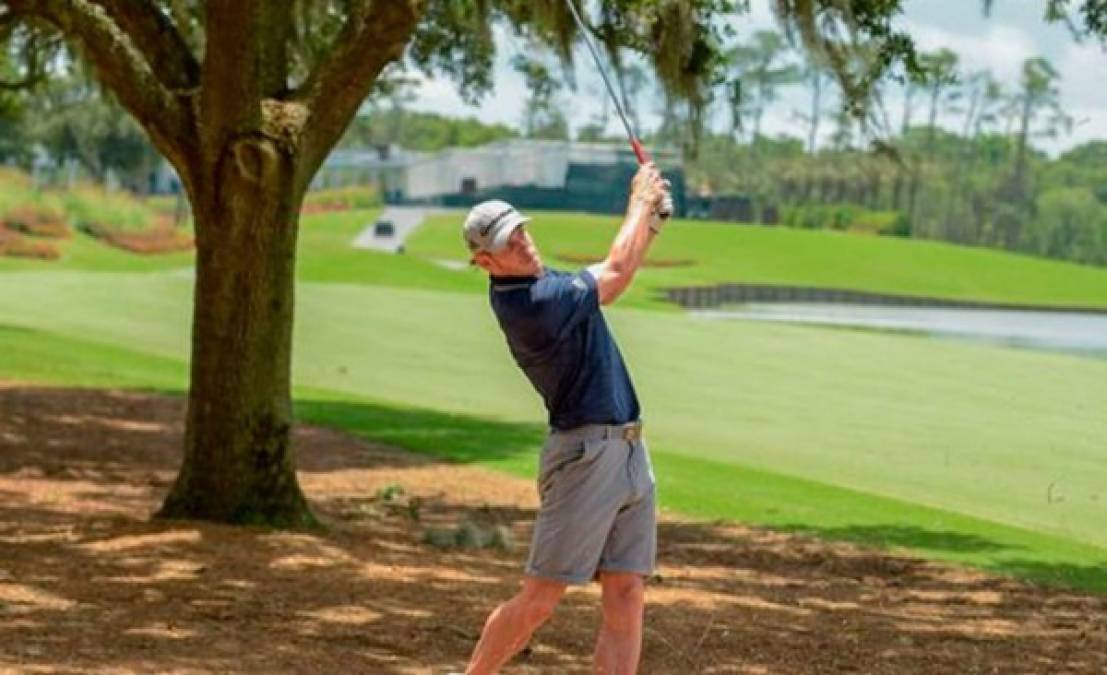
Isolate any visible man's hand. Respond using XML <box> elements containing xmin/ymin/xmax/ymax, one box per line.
<box><xmin>629</xmin><ymin>163</ymin><xmax>669</xmax><ymax>216</ymax></box>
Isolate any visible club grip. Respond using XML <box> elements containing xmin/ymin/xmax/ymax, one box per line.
<box><xmin>630</xmin><ymin>138</ymin><xmax>672</xmax><ymax>220</ymax></box>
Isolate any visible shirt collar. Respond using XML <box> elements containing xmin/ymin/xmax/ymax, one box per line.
<box><xmin>490</xmin><ymin>274</ymin><xmax>539</xmax><ymax>287</ymax></box>
<box><xmin>490</xmin><ymin>267</ymin><xmax>546</xmax><ymax>287</ymax></box>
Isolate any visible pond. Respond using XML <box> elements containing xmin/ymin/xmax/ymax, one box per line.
<box><xmin>693</xmin><ymin>304</ymin><xmax>1107</xmax><ymax>358</ymax></box>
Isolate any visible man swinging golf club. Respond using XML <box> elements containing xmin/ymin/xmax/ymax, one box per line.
<box><xmin>460</xmin><ymin>163</ymin><xmax>671</xmax><ymax>674</ymax></box>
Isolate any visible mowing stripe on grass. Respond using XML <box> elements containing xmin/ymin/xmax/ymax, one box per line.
<box><xmin>1</xmin><ymin>272</ymin><xmax>1105</xmax><ymax>550</ymax></box>
<box><xmin>2</xmin><ymin>324</ymin><xmax>1103</xmax><ymax>594</ymax></box>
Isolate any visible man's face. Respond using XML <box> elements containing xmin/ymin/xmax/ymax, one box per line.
<box><xmin>475</xmin><ymin>224</ymin><xmax>543</xmax><ymax>276</ymax></box>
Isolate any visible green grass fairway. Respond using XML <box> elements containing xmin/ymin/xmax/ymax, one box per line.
<box><xmin>409</xmin><ymin>211</ymin><xmax>1107</xmax><ymax>310</ymax></box>
<box><xmin>1</xmin><ymin>271</ymin><xmax>1105</xmax><ymax>577</ymax></box>
<box><xmin>2</xmin><ymin>322</ymin><xmax>1105</xmax><ymax>593</ymax></box>
<box><xmin>10</xmin><ymin>207</ymin><xmax>1107</xmax><ymax>312</ymax></box>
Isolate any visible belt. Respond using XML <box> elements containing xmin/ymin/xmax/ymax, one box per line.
<box><xmin>619</xmin><ymin>421</ymin><xmax>643</xmax><ymax>442</ymax></box>
<box><xmin>549</xmin><ymin>420</ymin><xmax>643</xmax><ymax>444</ymax></box>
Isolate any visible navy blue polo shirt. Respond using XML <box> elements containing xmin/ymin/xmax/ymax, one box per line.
<box><xmin>490</xmin><ymin>268</ymin><xmax>640</xmax><ymax>431</ymax></box>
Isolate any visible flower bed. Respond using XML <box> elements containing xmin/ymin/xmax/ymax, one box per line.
<box><xmin>0</xmin><ymin>228</ymin><xmax>61</xmax><ymax>259</ymax></box>
<box><xmin>2</xmin><ymin>203</ymin><xmax>71</xmax><ymax>239</ymax></box>
<box><xmin>83</xmin><ymin>218</ymin><xmax>193</xmax><ymax>254</ymax></box>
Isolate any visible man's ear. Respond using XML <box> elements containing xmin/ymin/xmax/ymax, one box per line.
<box><xmin>471</xmin><ymin>252</ymin><xmax>493</xmax><ymax>272</ymax></box>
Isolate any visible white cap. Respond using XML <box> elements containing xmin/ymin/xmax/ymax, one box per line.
<box><xmin>462</xmin><ymin>200</ymin><xmax>530</xmax><ymax>254</ymax></box>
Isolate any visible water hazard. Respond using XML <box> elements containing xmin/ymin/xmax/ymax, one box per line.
<box><xmin>693</xmin><ymin>303</ymin><xmax>1107</xmax><ymax>358</ymax></box>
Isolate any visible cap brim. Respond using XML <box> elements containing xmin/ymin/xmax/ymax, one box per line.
<box><xmin>485</xmin><ymin>213</ymin><xmax>530</xmax><ymax>253</ymax></box>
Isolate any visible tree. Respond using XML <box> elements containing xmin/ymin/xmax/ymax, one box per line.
<box><xmin>1031</xmin><ymin>187</ymin><xmax>1107</xmax><ymax>263</ymax></box>
<box><xmin>725</xmin><ymin>30</ymin><xmax>801</xmax><ymax>141</ymax></box>
<box><xmin>918</xmin><ymin>49</ymin><xmax>958</xmax><ymax>150</ymax></box>
<box><xmin>794</xmin><ymin>55</ymin><xmax>830</xmax><ymax>154</ymax></box>
<box><xmin>1009</xmin><ymin>57</ymin><xmax>1069</xmax><ymax>199</ymax></box>
<box><xmin>992</xmin><ymin>56</ymin><xmax>1070</xmax><ymax>248</ymax></box>
<box><xmin>907</xmin><ymin>48</ymin><xmax>959</xmax><ymax>236</ymax></box>
<box><xmin>512</xmin><ymin>53</ymin><xmax>569</xmax><ymax>140</ymax></box>
<box><xmin>942</xmin><ymin>70</ymin><xmax>1000</xmax><ymax>240</ymax></box>
<box><xmin>0</xmin><ymin>0</ymin><xmax>739</xmax><ymax>527</ymax></box>
<box><xmin>23</xmin><ymin>69</ymin><xmax>159</xmax><ymax>189</ymax></box>
<box><xmin>0</xmin><ymin>56</ymin><xmax>29</xmax><ymax>163</ymax></box>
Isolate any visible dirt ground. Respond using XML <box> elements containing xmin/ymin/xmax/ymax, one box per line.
<box><xmin>1</xmin><ymin>384</ymin><xmax>1105</xmax><ymax>674</ymax></box>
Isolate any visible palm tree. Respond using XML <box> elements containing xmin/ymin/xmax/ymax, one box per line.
<box><xmin>943</xmin><ymin>70</ymin><xmax>1002</xmax><ymax>241</ymax></box>
<box><xmin>794</xmin><ymin>55</ymin><xmax>831</xmax><ymax>154</ymax></box>
<box><xmin>994</xmin><ymin>56</ymin><xmax>1071</xmax><ymax>248</ymax></box>
<box><xmin>1010</xmin><ymin>57</ymin><xmax>1069</xmax><ymax>197</ymax></box>
<box><xmin>725</xmin><ymin>30</ymin><xmax>802</xmax><ymax>142</ymax></box>
<box><xmin>907</xmin><ymin>48</ymin><xmax>960</xmax><ymax>237</ymax></box>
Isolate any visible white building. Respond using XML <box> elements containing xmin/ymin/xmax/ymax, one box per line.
<box><xmin>403</xmin><ymin>139</ymin><xmax>680</xmax><ymax>201</ymax></box>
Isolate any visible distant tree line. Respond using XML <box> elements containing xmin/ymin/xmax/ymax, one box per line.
<box><xmin>3</xmin><ymin>22</ymin><xmax>1104</xmax><ymax>267</ymax></box>
<box><xmin>648</xmin><ymin>30</ymin><xmax>1107</xmax><ymax>267</ymax></box>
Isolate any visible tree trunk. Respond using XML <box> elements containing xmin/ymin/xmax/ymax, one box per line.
<box><xmin>158</xmin><ymin>137</ymin><xmax>313</xmax><ymax>528</ymax></box>
<box><xmin>807</xmin><ymin>71</ymin><xmax>821</xmax><ymax>154</ymax></box>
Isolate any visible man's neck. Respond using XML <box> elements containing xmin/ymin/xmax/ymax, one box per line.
<box><xmin>490</xmin><ymin>264</ymin><xmax>544</xmax><ymax>282</ymax></box>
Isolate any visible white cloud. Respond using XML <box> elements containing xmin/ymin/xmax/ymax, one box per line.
<box><xmin>1057</xmin><ymin>41</ymin><xmax>1107</xmax><ymax>110</ymax></box>
<box><xmin>905</xmin><ymin>22</ymin><xmax>1037</xmax><ymax>82</ymax></box>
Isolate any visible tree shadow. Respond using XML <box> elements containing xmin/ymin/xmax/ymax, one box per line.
<box><xmin>0</xmin><ymin>386</ymin><xmax>546</xmax><ymax>490</ymax></box>
<box><xmin>294</xmin><ymin>396</ymin><xmax>545</xmax><ymax>468</ymax></box>
<box><xmin>988</xmin><ymin>558</ymin><xmax>1107</xmax><ymax>596</ymax></box>
<box><xmin>778</xmin><ymin>523</ymin><xmax>1018</xmax><ymax>554</ymax></box>
<box><xmin>3</xmin><ymin>385</ymin><xmax>1107</xmax><ymax>672</ymax></box>
<box><xmin>771</xmin><ymin>523</ymin><xmax>1107</xmax><ymax>594</ymax></box>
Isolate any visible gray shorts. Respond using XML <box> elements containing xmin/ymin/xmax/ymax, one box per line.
<box><xmin>525</xmin><ymin>423</ymin><xmax>657</xmax><ymax>585</ymax></box>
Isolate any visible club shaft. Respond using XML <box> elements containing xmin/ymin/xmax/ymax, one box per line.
<box><xmin>563</xmin><ymin>0</ymin><xmax>650</xmax><ymax>164</ymax></box>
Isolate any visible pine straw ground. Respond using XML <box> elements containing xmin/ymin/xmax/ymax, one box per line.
<box><xmin>0</xmin><ymin>384</ymin><xmax>1105</xmax><ymax>674</ymax></box>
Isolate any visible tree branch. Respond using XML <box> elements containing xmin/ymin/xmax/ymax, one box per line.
<box><xmin>5</xmin><ymin>0</ymin><xmax>195</xmax><ymax>176</ymax></box>
<box><xmin>294</xmin><ymin>0</ymin><xmax>420</xmax><ymax>187</ymax></box>
<box><xmin>87</xmin><ymin>0</ymin><xmax>199</xmax><ymax>91</ymax></box>
<box><xmin>258</xmin><ymin>1</ymin><xmax>293</xmax><ymax>98</ymax></box>
<box><xmin>198</xmin><ymin>1</ymin><xmax>295</xmax><ymax>168</ymax></box>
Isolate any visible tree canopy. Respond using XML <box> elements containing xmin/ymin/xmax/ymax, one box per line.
<box><xmin>3</xmin><ymin>1</ymin><xmax>1103</xmax><ymax>525</ymax></box>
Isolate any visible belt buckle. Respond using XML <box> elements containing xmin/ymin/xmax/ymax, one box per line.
<box><xmin>621</xmin><ymin>422</ymin><xmax>641</xmax><ymax>442</ymax></box>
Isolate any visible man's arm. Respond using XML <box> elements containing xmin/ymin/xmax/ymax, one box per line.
<box><xmin>593</xmin><ymin>164</ymin><xmax>670</xmax><ymax>305</ymax></box>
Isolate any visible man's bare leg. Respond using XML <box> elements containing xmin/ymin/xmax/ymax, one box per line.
<box><xmin>592</xmin><ymin>572</ymin><xmax>645</xmax><ymax>675</ymax></box>
<box><xmin>466</xmin><ymin>576</ymin><xmax>567</xmax><ymax>675</ymax></box>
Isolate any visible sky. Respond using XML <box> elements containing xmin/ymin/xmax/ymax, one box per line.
<box><xmin>405</xmin><ymin>0</ymin><xmax>1107</xmax><ymax>156</ymax></box>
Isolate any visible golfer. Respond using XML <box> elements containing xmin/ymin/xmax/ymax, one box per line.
<box><xmin>460</xmin><ymin>163</ymin><xmax>671</xmax><ymax>674</ymax></box>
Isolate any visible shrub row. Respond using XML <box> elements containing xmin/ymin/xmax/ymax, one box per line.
<box><xmin>779</xmin><ymin>204</ymin><xmax>910</xmax><ymax>237</ymax></box>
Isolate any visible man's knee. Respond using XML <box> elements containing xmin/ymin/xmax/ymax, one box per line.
<box><xmin>516</xmin><ymin>578</ymin><xmax>565</xmax><ymax>628</ymax></box>
<box><xmin>599</xmin><ymin>573</ymin><xmax>645</xmax><ymax>631</ymax></box>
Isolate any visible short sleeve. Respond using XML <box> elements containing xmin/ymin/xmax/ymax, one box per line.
<box><xmin>533</xmin><ymin>269</ymin><xmax>599</xmax><ymax>341</ymax></box>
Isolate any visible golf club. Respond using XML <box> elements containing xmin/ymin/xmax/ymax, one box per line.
<box><xmin>563</xmin><ymin>0</ymin><xmax>672</xmax><ymax>219</ymax></box>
